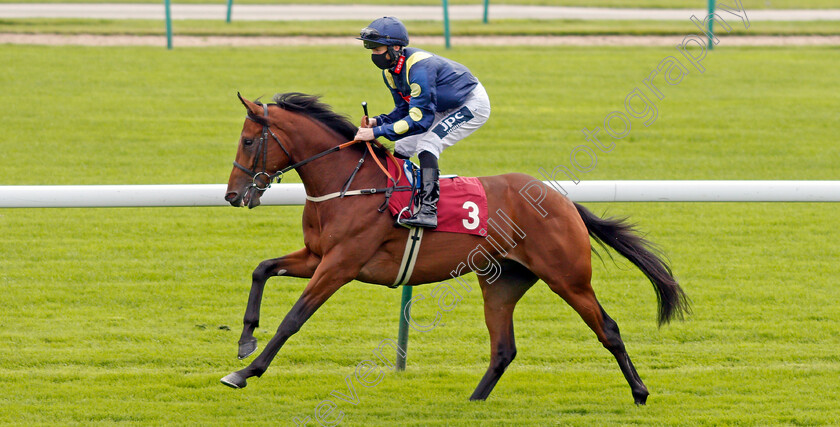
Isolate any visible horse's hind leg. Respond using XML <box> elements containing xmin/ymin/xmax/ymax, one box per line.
<box><xmin>541</xmin><ymin>267</ymin><xmax>649</xmax><ymax>405</ymax></box>
<box><xmin>597</xmin><ymin>302</ymin><xmax>649</xmax><ymax>405</ymax></box>
<box><xmin>470</xmin><ymin>261</ymin><xmax>538</xmax><ymax>401</ymax></box>
<box><xmin>237</xmin><ymin>247</ymin><xmax>318</xmax><ymax>359</ymax></box>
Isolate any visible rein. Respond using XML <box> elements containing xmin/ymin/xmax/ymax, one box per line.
<box><xmin>233</xmin><ymin>103</ymin><xmax>404</xmax><ymax>202</ymax></box>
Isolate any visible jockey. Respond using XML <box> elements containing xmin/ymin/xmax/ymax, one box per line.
<box><xmin>353</xmin><ymin>16</ymin><xmax>491</xmax><ymax>229</ymax></box>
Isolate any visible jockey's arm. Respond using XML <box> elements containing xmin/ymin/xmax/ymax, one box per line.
<box><xmin>372</xmin><ymin>68</ymin><xmax>436</xmax><ymax>141</ymax></box>
<box><xmin>373</xmin><ymin>86</ymin><xmax>409</xmax><ymax>127</ymax></box>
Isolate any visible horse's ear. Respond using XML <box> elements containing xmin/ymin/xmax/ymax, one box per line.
<box><xmin>237</xmin><ymin>92</ymin><xmax>264</xmax><ymax>116</ymax></box>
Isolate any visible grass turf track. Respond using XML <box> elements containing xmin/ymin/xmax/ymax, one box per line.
<box><xmin>1</xmin><ymin>44</ymin><xmax>839</xmax><ymax>425</ymax></box>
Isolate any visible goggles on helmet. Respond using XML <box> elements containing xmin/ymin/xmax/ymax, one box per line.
<box><xmin>359</xmin><ymin>27</ymin><xmax>402</xmax><ymax>48</ymax></box>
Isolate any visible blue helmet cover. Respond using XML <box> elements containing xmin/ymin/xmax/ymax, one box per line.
<box><xmin>358</xmin><ymin>16</ymin><xmax>409</xmax><ymax>47</ymax></box>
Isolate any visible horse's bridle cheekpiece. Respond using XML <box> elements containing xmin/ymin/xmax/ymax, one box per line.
<box><xmin>232</xmin><ymin>103</ymin><xmax>294</xmax><ymax>191</ymax></box>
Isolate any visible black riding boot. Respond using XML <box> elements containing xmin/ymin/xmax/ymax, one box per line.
<box><xmin>403</xmin><ymin>151</ymin><xmax>440</xmax><ymax>228</ymax></box>
<box><xmin>403</xmin><ymin>167</ymin><xmax>439</xmax><ymax>228</ymax></box>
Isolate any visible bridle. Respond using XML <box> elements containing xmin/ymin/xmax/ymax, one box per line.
<box><xmin>232</xmin><ymin>103</ymin><xmax>289</xmax><ymax>191</ymax></box>
<box><xmin>232</xmin><ymin>103</ymin><xmax>402</xmax><ymax>196</ymax></box>
<box><xmin>232</xmin><ymin>103</ymin><xmax>362</xmax><ymax>191</ymax></box>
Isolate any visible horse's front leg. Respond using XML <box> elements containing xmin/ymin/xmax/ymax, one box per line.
<box><xmin>221</xmin><ymin>253</ymin><xmax>358</xmax><ymax>389</ymax></box>
<box><xmin>238</xmin><ymin>247</ymin><xmax>319</xmax><ymax>359</ymax></box>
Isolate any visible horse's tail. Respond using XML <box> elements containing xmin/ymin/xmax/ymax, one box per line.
<box><xmin>574</xmin><ymin>202</ymin><xmax>690</xmax><ymax>326</ymax></box>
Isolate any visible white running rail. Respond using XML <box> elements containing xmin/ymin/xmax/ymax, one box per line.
<box><xmin>1</xmin><ymin>181</ymin><xmax>838</xmax><ymax>208</ymax></box>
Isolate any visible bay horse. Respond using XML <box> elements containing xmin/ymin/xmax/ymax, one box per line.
<box><xmin>221</xmin><ymin>92</ymin><xmax>689</xmax><ymax>404</ymax></box>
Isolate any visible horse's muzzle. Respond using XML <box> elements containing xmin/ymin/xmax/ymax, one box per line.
<box><xmin>225</xmin><ymin>187</ymin><xmax>262</xmax><ymax>209</ymax></box>
<box><xmin>224</xmin><ymin>191</ymin><xmax>242</xmax><ymax>207</ymax></box>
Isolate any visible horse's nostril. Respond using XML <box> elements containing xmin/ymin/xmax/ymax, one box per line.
<box><xmin>225</xmin><ymin>192</ymin><xmax>238</xmax><ymax>202</ymax></box>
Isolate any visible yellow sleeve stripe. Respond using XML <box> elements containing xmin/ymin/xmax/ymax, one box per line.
<box><xmin>405</xmin><ymin>52</ymin><xmax>432</xmax><ymax>81</ymax></box>
<box><xmin>383</xmin><ymin>70</ymin><xmax>396</xmax><ymax>89</ymax></box>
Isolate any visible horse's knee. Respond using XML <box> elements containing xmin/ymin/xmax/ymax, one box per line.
<box><xmin>252</xmin><ymin>259</ymin><xmax>280</xmax><ymax>282</ymax></box>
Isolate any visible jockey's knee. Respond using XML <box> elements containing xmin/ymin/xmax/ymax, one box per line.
<box><xmin>418</xmin><ymin>150</ymin><xmax>439</xmax><ymax>169</ymax></box>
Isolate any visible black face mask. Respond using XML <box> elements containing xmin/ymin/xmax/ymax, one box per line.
<box><xmin>371</xmin><ymin>51</ymin><xmax>393</xmax><ymax>70</ymax></box>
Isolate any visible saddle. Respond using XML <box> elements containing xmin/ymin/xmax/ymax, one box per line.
<box><xmin>386</xmin><ymin>158</ymin><xmax>488</xmax><ymax>236</ymax></box>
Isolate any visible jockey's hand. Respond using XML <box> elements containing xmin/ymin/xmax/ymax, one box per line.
<box><xmin>354</xmin><ymin>127</ymin><xmax>375</xmax><ymax>141</ymax></box>
<box><xmin>360</xmin><ymin>116</ymin><xmax>377</xmax><ymax>128</ymax></box>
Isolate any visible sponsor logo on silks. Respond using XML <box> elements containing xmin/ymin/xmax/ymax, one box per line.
<box><xmin>432</xmin><ymin>106</ymin><xmax>474</xmax><ymax>139</ymax></box>
<box><xmin>393</xmin><ymin>55</ymin><xmax>406</xmax><ymax>74</ymax></box>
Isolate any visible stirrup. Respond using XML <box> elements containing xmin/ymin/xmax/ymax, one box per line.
<box><xmin>401</xmin><ymin>217</ymin><xmax>437</xmax><ymax>229</ymax></box>
<box><xmin>401</xmin><ymin>209</ymin><xmax>438</xmax><ymax>228</ymax></box>
<box><xmin>395</xmin><ymin>206</ymin><xmax>414</xmax><ymax>228</ymax></box>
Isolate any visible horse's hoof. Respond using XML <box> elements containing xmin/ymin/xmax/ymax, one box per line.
<box><xmin>633</xmin><ymin>392</ymin><xmax>648</xmax><ymax>406</ymax></box>
<box><xmin>238</xmin><ymin>338</ymin><xmax>257</xmax><ymax>359</ymax></box>
<box><xmin>220</xmin><ymin>372</ymin><xmax>247</xmax><ymax>389</ymax></box>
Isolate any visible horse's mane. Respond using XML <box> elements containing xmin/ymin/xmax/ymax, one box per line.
<box><xmin>270</xmin><ymin>92</ymin><xmax>358</xmax><ymax>141</ymax></box>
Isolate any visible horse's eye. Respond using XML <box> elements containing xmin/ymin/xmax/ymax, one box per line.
<box><xmin>243</xmin><ymin>138</ymin><xmax>254</xmax><ymax>146</ymax></box>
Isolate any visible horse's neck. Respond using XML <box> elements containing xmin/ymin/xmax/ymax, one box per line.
<box><xmin>282</xmin><ymin>114</ymin><xmax>388</xmax><ymax>200</ymax></box>
<box><xmin>292</xmin><ymin>133</ymin><xmax>377</xmax><ymax>199</ymax></box>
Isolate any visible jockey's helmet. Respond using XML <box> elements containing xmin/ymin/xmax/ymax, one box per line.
<box><xmin>358</xmin><ymin>17</ymin><xmax>409</xmax><ymax>49</ymax></box>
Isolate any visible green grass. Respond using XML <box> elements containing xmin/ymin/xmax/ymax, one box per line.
<box><xmin>3</xmin><ymin>18</ymin><xmax>839</xmax><ymax>36</ymax></box>
<box><xmin>1</xmin><ymin>45</ymin><xmax>839</xmax><ymax>425</ymax></box>
<box><xmin>0</xmin><ymin>0</ymin><xmax>836</xmax><ymax>8</ymax></box>
<box><xmin>2</xmin><ymin>45</ymin><xmax>838</xmax><ymax>182</ymax></box>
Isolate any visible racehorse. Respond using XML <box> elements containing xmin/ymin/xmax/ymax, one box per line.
<box><xmin>221</xmin><ymin>92</ymin><xmax>690</xmax><ymax>404</ymax></box>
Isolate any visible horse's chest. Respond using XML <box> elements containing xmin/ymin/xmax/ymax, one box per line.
<box><xmin>301</xmin><ymin>208</ymin><xmax>323</xmax><ymax>256</ymax></box>
<box><xmin>303</xmin><ymin>233</ymin><xmax>339</xmax><ymax>258</ymax></box>
<box><xmin>301</xmin><ymin>212</ymin><xmax>343</xmax><ymax>257</ymax></box>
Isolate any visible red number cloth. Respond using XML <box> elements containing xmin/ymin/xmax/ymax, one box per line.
<box><xmin>386</xmin><ymin>158</ymin><xmax>488</xmax><ymax>236</ymax></box>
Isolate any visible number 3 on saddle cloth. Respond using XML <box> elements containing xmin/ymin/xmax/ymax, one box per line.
<box><xmin>386</xmin><ymin>158</ymin><xmax>489</xmax><ymax>236</ymax></box>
